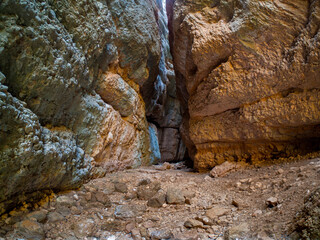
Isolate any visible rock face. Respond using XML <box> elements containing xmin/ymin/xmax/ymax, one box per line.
<box><xmin>147</xmin><ymin>0</ymin><xmax>186</xmax><ymax>162</ymax></box>
<box><xmin>168</xmin><ymin>0</ymin><xmax>320</xmax><ymax>171</ymax></box>
<box><xmin>291</xmin><ymin>187</ymin><xmax>320</xmax><ymax>239</ymax></box>
<box><xmin>0</xmin><ymin>77</ymin><xmax>90</xmax><ymax>214</ymax></box>
<box><xmin>0</xmin><ymin>0</ymin><xmax>183</xmax><ymax>214</ymax></box>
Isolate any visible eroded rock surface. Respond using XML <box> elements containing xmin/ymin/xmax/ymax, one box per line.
<box><xmin>168</xmin><ymin>0</ymin><xmax>320</xmax><ymax>171</ymax></box>
<box><xmin>0</xmin><ymin>0</ymin><xmax>183</xmax><ymax>214</ymax></box>
<box><xmin>0</xmin><ymin>78</ymin><xmax>90</xmax><ymax>215</ymax></box>
<box><xmin>290</xmin><ymin>187</ymin><xmax>320</xmax><ymax>239</ymax></box>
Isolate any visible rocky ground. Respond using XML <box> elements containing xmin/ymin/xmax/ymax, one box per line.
<box><xmin>1</xmin><ymin>156</ymin><xmax>320</xmax><ymax>240</ymax></box>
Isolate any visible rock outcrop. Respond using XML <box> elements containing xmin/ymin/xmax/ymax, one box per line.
<box><xmin>168</xmin><ymin>0</ymin><xmax>320</xmax><ymax>171</ymax></box>
<box><xmin>0</xmin><ymin>75</ymin><xmax>90</xmax><ymax>215</ymax></box>
<box><xmin>290</xmin><ymin>187</ymin><xmax>320</xmax><ymax>239</ymax></box>
<box><xmin>0</xmin><ymin>0</ymin><xmax>183</xmax><ymax>214</ymax></box>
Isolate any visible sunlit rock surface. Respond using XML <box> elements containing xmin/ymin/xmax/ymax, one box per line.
<box><xmin>168</xmin><ymin>0</ymin><xmax>320</xmax><ymax>171</ymax></box>
<box><xmin>0</xmin><ymin>0</ymin><xmax>182</xmax><ymax>213</ymax></box>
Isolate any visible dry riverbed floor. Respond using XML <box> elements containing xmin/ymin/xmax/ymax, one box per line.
<box><xmin>1</xmin><ymin>157</ymin><xmax>320</xmax><ymax>240</ymax></box>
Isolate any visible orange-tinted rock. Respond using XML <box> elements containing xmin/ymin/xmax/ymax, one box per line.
<box><xmin>169</xmin><ymin>0</ymin><xmax>320</xmax><ymax>171</ymax></box>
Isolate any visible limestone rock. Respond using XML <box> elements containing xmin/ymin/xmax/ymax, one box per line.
<box><xmin>0</xmin><ymin>0</ymin><xmax>171</xmax><ymax>213</ymax></box>
<box><xmin>169</xmin><ymin>0</ymin><xmax>320</xmax><ymax>171</ymax></box>
<box><xmin>0</xmin><ymin>79</ymin><xmax>90</xmax><ymax>215</ymax></box>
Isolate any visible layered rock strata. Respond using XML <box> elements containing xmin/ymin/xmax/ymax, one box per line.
<box><xmin>168</xmin><ymin>0</ymin><xmax>320</xmax><ymax>171</ymax></box>
<box><xmin>0</xmin><ymin>0</ymin><xmax>183</xmax><ymax>214</ymax></box>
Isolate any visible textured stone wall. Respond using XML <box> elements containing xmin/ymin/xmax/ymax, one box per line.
<box><xmin>0</xmin><ymin>0</ymin><xmax>183</xmax><ymax>214</ymax></box>
<box><xmin>290</xmin><ymin>187</ymin><xmax>320</xmax><ymax>239</ymax></box>
<box><xmin>168</xmin><ymin>0</ymin><xmax>320</xmax><ymax>171</ymax></box>
<box><xmin>147</xmin><ymin>0</ymin><xmax>186</xmax><ymax>163</ymax></box>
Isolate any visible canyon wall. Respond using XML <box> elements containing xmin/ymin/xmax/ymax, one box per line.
<box><xmin>147</xmin><ymin>0</ymin><xmax>186</xmax><ymax>163</ymax></box>
<box><xmin>168</xmin><ymin>0</ymin><xmax>320</xmax><ymax>171</ymax></box>
<box><xmin>0</xmin><ymin>0</ymin><xmax>183</xmax><ymax>214</ymax></box>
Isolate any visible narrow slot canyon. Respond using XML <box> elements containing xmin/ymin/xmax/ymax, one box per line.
<box><xmin>0</xmin><ymin>0</ymin><xmax>320</xmax><ymax>239</ymax></box>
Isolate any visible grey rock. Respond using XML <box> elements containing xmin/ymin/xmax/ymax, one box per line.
<box><xmin>150</xmin><ymin>228</ymin><xmax>173</xmax><ymax>240</ymax></box>
<box><xmin>149</xmin><ymin>123</ymin><xmax>161</xmax><ymax>164</ymax></box>
<box><xmin>0</xmin><ymin>0</ymin><xmax>168</xmax><ymax>214</ymax></box>
<box><xmin>56</xmin><ymin>206</ymin><xmax>71</xmax><ymax>217</ymax></box>
<box><xmin>147</xmin><ymin>192</ymin><xmax>166</xmax><ymax>208</ymax></box>
<box><xmin>166</xmin><ymin>187</ymin><xmax>185</xmax><ymax>204</ymax></box>
<box><xmin>0</xmin><ymin>81</ymin><xmax>90</xmax><ymax>215</ymax></box>
<box><xmin>114</xmin><ymin>205</ymin><xmax>146</xmax><ymax>219</ymax></box>
<box><xmin>74</xmin><ymin>218</ymin><xmax>95</xmax><ymax>238</ymax></box>
<box><xmin>290</xmin><ymin>187</ymin><xmax>320</xmax><ymax>239</ymax></box>
<box><xmin>56</xmin><ymin>196</ymin><xmax>74</xmax><ymax>207</ymax></box>
<box><xmin>158</xmin><ymin>128</ymin><xmax>181</xmax><ymax>162</ymax></box>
